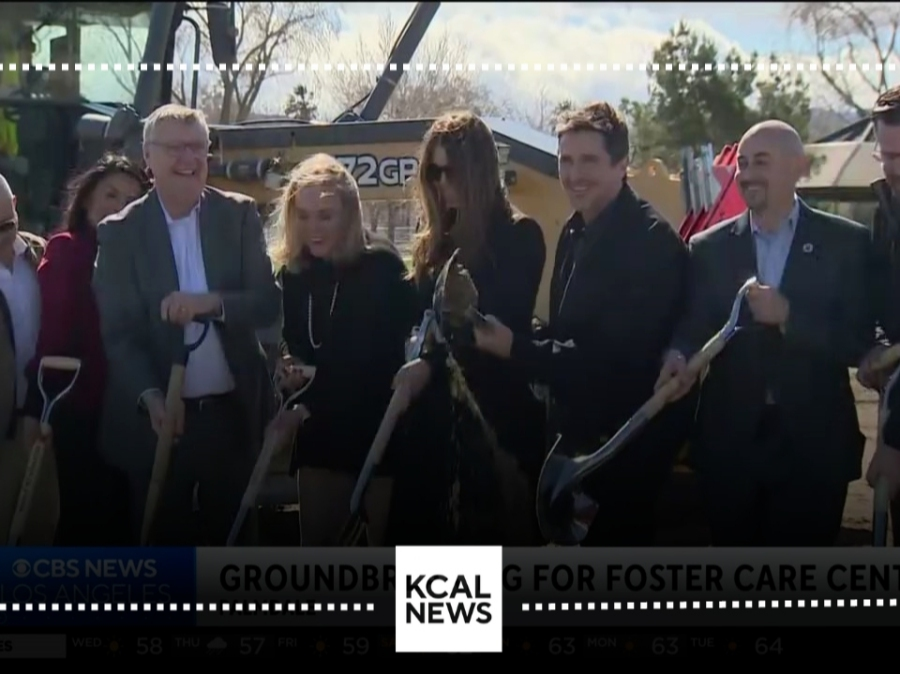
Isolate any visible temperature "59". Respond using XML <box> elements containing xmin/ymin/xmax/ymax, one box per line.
<box><xmin>336</xmin><ymin>154</ymin><xmax>418</xmax><ymax>188</ymax></box>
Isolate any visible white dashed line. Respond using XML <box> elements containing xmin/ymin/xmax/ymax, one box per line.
<box><xmin>520</xmin><ymin>597</ymin><xmax>897</xmax><ymax>611</ymax></box>
<box><xmin>0</xmin><ymin>601</ymin><xmax>376</xmax><ymax>612</ymax></box>
<box><xmin>1</xmin><ymin>61</ymin><xmax>896</xmax><ymax>74</ymax></box>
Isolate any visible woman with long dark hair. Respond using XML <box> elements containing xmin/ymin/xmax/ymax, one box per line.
<box><xmin>24</xmin><ymin>154</ymin><xmax>150</xmax><ymax>545</ymax></box>
<box><xmin>388</xmin><ymin>111</ymin><xmax>548</xmax><ymax>546</ymax></box>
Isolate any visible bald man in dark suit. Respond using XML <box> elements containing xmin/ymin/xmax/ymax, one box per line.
<box><xmin>656</xmin><ymin>121</ymin><xmax>873</xmax><ymax>547</ymax></box>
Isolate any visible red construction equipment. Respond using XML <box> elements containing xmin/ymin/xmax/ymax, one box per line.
<box><xmin>677</xmin><ymin>143</ymin><xmax>747</xmax><ymax>242</ymax></box>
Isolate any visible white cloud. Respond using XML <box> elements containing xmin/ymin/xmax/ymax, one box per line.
<box><xmin>265</xmin><ymin>2</ymin><xmax>899</xmax><ymax>121</ymax></box>
<box><xmin>313</xmin><ymin>3</ymin><xmax>683</xmax><ymax>116</ymax></box>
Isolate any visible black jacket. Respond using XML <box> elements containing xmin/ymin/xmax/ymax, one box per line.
<box><xmin>414</xmin><ymin>208</ymin><xmax>547</xmax><ymax>470</ymax></box>
<box><xmin>279</xmin><ymin>243</ymin><xmax>417</xmax><ymax>474</ymax></box>
<box><xmin>511</xmin><ymin>184</ymin><xmax>690</xmax><ymax>450</ymax></box>
<box><xmin>677</xmin><ymin>203</ymin><xmax>872</xmax><ymax>483</ymax></box>
<box><xmin>870</xmin><ymin>181</ymin><xmax>900</xmax><ymax>448</ymax></box>
<box><xmin>387</xmin><ymin>207</ymin><xmax>547</xmax><ymax>545</ymax></box>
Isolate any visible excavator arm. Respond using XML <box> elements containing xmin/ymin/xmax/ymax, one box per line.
<box><xmin>340</xmin><ymin>2</ymin><xmax>441</xmax><ymax>122</ymax></box>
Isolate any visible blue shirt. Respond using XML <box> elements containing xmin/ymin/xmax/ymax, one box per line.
<box><xmin>749</xmin><ymin>198</ymin><xmax>800</xmax><ymax>289</ymax></box>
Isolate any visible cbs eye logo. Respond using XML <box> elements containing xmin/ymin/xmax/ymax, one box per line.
<box><xmin>11</xmin><ymin>560</ymin><xmax>31</xmax><ymax>578</ymax></box>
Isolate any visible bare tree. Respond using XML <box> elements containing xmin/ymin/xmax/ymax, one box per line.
<box><xmin>787</xmin><ymin>2</ymin><xmax>900</xmax><ymax>116</ymax></box>
<box><xmin>217</xmin><ymin>1</ymin><xmax>337</xmax><ymax>122</ymax></box>
<box><xmin>518</xmin><ymin>85</ymin><xmax>556</xmax><ymax>133</ymax></box>
<box><xmin>96</xmin><ymin>15</ymin><xmax>144</xmax><ymax>98</ymax></box>
<box><xmin>328</xmin><ymin>12</ymin><xmax>504</xmax><ymax>120</ymax></box>
<box><xmin>101</xmin><ymin>2</ymin><xmax>337</xmax><ymax>122</ymax></box>
<box><xmin>515</xmin><ymin>89</ymin><xmax>578</xmax><ymax>134</ymax></box>
<box><xmin>172</xmin><ymin>77</ymin><xmax>227</xmax><ymax>122</ymax></box>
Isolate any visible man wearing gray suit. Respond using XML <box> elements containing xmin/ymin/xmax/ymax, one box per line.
<box><xmin>654</xmin><ymin>120</ymin><xmax>873</xmax><ymax>546</ymax></box>
<box><xmin>94</xmin><ymin>104</ymin><xmax>280</xmax><ymax>545</ymax></box>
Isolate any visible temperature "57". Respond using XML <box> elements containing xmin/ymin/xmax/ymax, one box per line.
<box><xmin>336</xmin><ymin>154</ymin><xmax>418</xmax><ymax>188</ymax></box>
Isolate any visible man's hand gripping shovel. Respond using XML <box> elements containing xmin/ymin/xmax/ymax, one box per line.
<box><xmin>225</xmin><ymin>364</ymin><xmax>316</xmax><ymax>547</ymax></box>
<box><xmin>536</xmin><ymin>277</ymin><xmax>757</xmax><ymax>546</ymax></box>
<box><xmin>6</xmin><ymin>356</ymin><xmax>81</xmax><ymax>546</ymax></box>
<box><xmin>335</xmin><ymin>250</ymin><xmax>476</xmax><ymax>546</ymax></box>
<box><xmin>140</xmin><ymin>317</ymin><xmax>214</xmax><ymax>546</ymax></box>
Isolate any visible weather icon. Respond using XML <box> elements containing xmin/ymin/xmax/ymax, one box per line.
<box><xmin>207</xmin><ymin>637</ymin><xmax>227</xmax><ymax>655</ymax></box>
<box><xmin>312</xmin><ymin>636</ymin><xmax>329</xmax><ymax>656</ymax></box>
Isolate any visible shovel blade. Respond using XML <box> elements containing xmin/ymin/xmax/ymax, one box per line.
<box><xmin>536</xmin><ymin>444</ymin><xmax>595</xmax><ymax>546</ymax></box>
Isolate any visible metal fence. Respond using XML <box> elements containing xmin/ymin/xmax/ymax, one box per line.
<box><xmin>362</xmin><ymin>199</ymin><xmax>418</xmax><ymax>255</ymax></box>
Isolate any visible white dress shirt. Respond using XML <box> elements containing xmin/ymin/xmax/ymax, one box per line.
<box><xmin>160</xmin><ymin>200</ymin><xmax>235</xmax><ymax>399</ymax></box>
<box><xmin>0</xmin><ymin>237</ymin><xmax>40</xmax><ymax>409</ymax></box>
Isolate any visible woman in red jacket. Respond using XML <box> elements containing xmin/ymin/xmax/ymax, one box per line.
<box><xmin>24</xmin><ymin>154</ymin><xmax>150</xmax><ymax>545</ymax></box>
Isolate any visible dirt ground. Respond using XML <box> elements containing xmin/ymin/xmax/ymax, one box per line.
<box><xmin>653</xmin><ymin>370</ymin><xmax>884</xmax><ymax>546</ymax></box>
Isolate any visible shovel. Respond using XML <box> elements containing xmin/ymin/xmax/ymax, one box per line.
<box><xmin>7</xmin><ymin>356</ymin><xmax>81</xmax><ymax>545</ymax></box>
<box><xmin>140</xmin><ymin>317</ymin><xmax>213</xmax><ymax>546</ymax></box>
<box><xmin>536</xmin><ymin>276</ymin><xmax>757</xmax><ymax>546</ymax></box>
<box><xmin>226</xmin><ymin>364</ymin><xmax>316</xmax><ymax>546</ymax></box>
<box><xmin>336</xmin><ymin>250</ymin><xmax>471</xmax><ymax>546</ymax></box>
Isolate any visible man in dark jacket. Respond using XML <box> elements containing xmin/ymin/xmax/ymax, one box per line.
<box><xmin>657</xmin><ymin>120</ymin><xmax>872</xmax><ymax>546</ymax></box>
<box><xmin>857</xmin><ymin>86</ymin><xmax>900</xmax><ymax>539</ymax></box>
<box><xmin>472</xmin><ymin>101</ymin><xmax>693</xmax><ymax>546</ymax></box>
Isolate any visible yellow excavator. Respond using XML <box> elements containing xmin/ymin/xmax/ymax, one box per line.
<box><xmin>0</xmin><ymin>1</ymin><xmax>724</xmax><ymax>544</ymax></box>
<box><xmin>2</xmin><ymin>1</ymin><xmax>639</xmax><ymax>320</ymax></box>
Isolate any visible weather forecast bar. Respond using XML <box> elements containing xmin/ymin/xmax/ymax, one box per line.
<box><xmin>0</xmin><ymin>634</ymin><xmax>66</xmax><ymax>658</ymax></box>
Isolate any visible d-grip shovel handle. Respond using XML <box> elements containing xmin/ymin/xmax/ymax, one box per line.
<box><xmin>178</xmin><ymin>315</ymin><xmax>216</xmax><ymax>364</ymax></box>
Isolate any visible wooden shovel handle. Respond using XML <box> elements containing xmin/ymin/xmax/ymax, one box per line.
<box><xmin>369</xmin><ymin>388</ymin><xmax>408</xmax><ymax>466</ymax></box>
<box><xmin>140</xmin><ymin>364</ymin><xmax>186</xmax><ymax>545</ymax></box>
<box><xmin>642</xmin><ymin>329</ymin><xmax>730</xmax><ymax>420</ymax></box>
<box><xmin>349</xmin><ymin>386</ymin><xmax>409</xmax><ymax>514</ymax></box>
<box><xmin>7</xmin><ymin>435</ymin><xmax>49</xmax><ymax>545</ymax></box>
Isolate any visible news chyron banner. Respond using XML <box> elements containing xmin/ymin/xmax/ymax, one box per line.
<box><xmin>0</xmin><ymin>548</ymin><xmax>195</xmax><ymax>627</ymax></box>
<box><xmin>4</xmin><ymin>547</ymin><xmax>900</xmax><ymax>652</ymax></box>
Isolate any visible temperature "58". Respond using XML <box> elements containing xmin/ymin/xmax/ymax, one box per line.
<box><xmin>336</xmin><ymin>154</ymin><xmax>418</xmax><ymax>188</ymax></box>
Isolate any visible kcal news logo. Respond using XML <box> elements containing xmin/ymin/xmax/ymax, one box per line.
<box><xmin>394</xmin><ymin>546</ymin><xmax>503</xmax><ymax>653</ymax></box>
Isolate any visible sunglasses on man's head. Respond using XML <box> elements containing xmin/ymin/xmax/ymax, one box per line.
<box><xmin>425</xmin><ymin>163</ymin><xmax>453</xmax><ymax>183</ymax></box>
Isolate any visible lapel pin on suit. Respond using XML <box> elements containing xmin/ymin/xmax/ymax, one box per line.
<box><xmin>802</xmin><ymin>242</ymin><xmax>814</xmax><ymax>254</ymax></box>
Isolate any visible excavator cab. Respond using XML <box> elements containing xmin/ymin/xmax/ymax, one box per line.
<box><xmin>0</xmin><ymin>2</ymin><xmax>233</xmax><ymax>233</ymax></box>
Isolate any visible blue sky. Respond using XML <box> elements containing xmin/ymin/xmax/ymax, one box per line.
<box><xmin>59</xmin><ymin>2</ymin><xmax>898</xmax><ymax>117</ymax></box>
